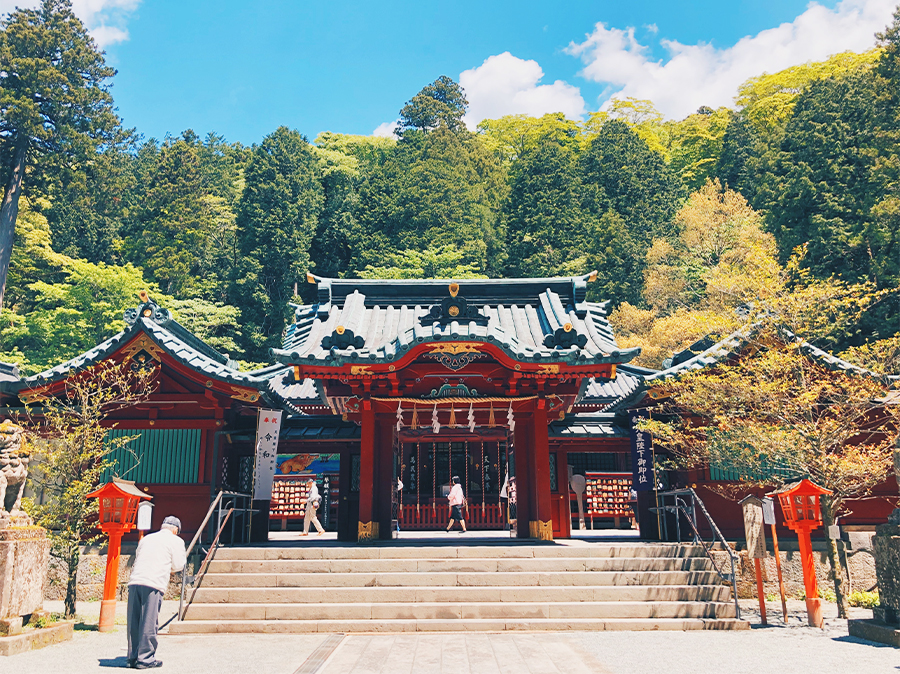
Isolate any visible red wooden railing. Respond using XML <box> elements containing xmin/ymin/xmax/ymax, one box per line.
<box><xmin>398</xmin><ymin>503</ymin><xmax>506</xmax><ymax>529</ymax></box>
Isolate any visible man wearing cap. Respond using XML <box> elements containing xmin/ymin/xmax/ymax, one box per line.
<box><xmin>126</xmin><ymin>516</ymin><xmax>186</xmax><ymax>669</ymax></box>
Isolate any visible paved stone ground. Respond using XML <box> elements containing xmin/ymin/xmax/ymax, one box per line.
<box><xmin>9</xmin><ymin>598</ymin><xmax>897</xmax><ymax>674</ymax></box>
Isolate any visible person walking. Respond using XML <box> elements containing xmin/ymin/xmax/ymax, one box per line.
<box><xmin>301</xmin><ymin>477</ymin><xmax>325</xmax><ymax>536</ymax></box>
<box><xmin>126</xmin><ymin>515</ymin><xmax>186</xmax><ymax>669</ymax></box>
<box><xmin>446</xmin><ymin>476</ymin><xmax>467</xmax><ymax>533</ymax></box>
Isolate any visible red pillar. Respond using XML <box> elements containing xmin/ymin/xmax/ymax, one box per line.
<box><xmin>530</xmin><ymin>401</ymin><xmax>553</xmax><ymax>541</ymax></box>
<box><xmin>375</xmin><ymin>416</ymin><xmax>395</xmax><ymax>540</ymax></box>
<box><xmin>512</xmin><ymin>409</ymin><xmax>533</xmax><ymax>539</ymax></box>
<box><xmin>98</xmin><ymin>532</ymin><xmax>122</xmax><ymax>632</ymax></box>
<box><xmin>358</xmin><ymin>401</ymin><xmax>378</xmax><ymax>542</ymax></box>
<box><xmin>796</xmin><ymin>529</ymin><xmax>824</xmax><ymax>627</ymax></box>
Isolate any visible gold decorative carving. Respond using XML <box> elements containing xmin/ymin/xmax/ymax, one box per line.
<box><xmin>120</xmin><ymin>334</ymin><xmax>163</xmax><ymax>362</ymax></box>
<box><xmin>563</xmin><ymin>322</ymin><xmax>573</xmax><ymax>333</ymax></box>
<box><xmin>336</xmin><ymin>325</ymin><xmax>346</xmax><ymax>335</ymax></box>
<box><xmin>428</xmin><ymin>343</ymin><xmax>481</xmax><ymax>355</ymax></box>
<box><xmin>231</xmin><ymin>387</ymin><xmax>260</xmax><ymax>403</ymax></box>
<box><xmin>426</xmin><ymin>343</ymin><xmax>484</xmax><ymax>372</ymax></box>
<box><xmin>449</xmin><ymin>282</ymin><xmax>460</xmax><ymax>297</ymax></box>
<box><xmin>448</xmin><ymin>305</ymin><xmax>459</xmax><ymax>317</ymax></box>
<box><xmin>537</xmin><ymin>364</ymin><xmax>560</xmax><ymax>374</ymax></box>
<box><xmin>529</xmin><ymin>519</ymin><xmax>554</xmax><ymax>541</ymax></box>
<box><xmin>350</xmin><ymin>365</ymin><xmax>372</xmax><ymax>376</ymax></box>
<box><xmin>358</xmin><ymin>520</ymin><xmax>379</xmax><ymax>542</ymax></box>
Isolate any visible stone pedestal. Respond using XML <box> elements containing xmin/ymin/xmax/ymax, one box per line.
<box><xmin>873</xmin><ymin>523</ymin><xmax>900</xmax><ymax>624</ymax></box>
<box><xmin>849</xmin><ymin>523</ymin><xmax>900</xmax><ymax>647</ymax></box>
<box><xmin>0</xmin><ymin>526</ymin><xmax>50</xmax><ymax>623</ymax></box>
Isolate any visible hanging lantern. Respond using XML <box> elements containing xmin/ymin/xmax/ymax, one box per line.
<box><xmin>431</xmin><ymin>404</ymin><xmax>440</xmax><ymax>434</ymax></box>
<box><xmin>468</xmin><ymin>404</ymin><xmax>476</xmax><ymax>432</ymax></box>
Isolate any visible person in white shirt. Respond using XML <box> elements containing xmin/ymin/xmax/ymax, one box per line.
<box><xmin>301</xmin><ymin>478</ymin><xmax>325</xmax><ymax>536</ymax></box>
<box><xmin>126</xmin><ymin>515</ymin><xmax>186</xmax><ymax>669</ymax></box>
<box><xmin>446</xmin><ymin>476</ymin><xmax>467</xmax><ymax>533</ymax></box>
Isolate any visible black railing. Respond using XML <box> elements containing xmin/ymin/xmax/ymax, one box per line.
<box><xmin>650</xmin><ymin>488</ymin><xmax>741</xmax><ymax>620</ymax></box>
<box><xmin>172</xmin><ymin>490</ymin><xmax>255</xmax><ymax>623</ymax></box>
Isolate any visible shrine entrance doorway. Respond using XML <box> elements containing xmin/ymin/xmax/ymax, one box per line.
<box><xmin>395</xmin><ymin>434</ymin><xmax>512</xmax><ymax>531</ymax></box>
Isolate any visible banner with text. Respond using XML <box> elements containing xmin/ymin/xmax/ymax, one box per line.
<box><xmin>252</xmin><ymin>409</ymin><xmax>283</xmax><ymax>500</ymax></box>
<box><xmin>629</xmin><ymin>411</ymin><xmax>654</xmax><ymax>492</ymax></box>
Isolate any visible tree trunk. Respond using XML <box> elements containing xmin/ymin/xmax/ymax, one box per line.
<box><xmin>821</xmin><ymin>496</ymin><xmax>850</xmax><ymax>618</ymax></box>
<box><xmin>64</xmin><ymin>543</ymin><xmax>81</xmax><ymax>620</ymax></box>
<box><xmin>0</xmin><ymin>137</ymin><xmax>29</xmax><ymax>311</ymax></box>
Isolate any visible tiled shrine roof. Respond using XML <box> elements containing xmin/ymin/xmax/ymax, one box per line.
<box><xmin>272</xmin><ymin>274</ymin><xmax>640</xmax><ymax>368</ymax></box>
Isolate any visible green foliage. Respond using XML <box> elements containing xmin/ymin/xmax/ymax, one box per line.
<box><xmin>398</xmin><ymin>75</ymin><xmax>468</xmax><ymax>134</ymax></box>
<box><xmin>123</xmin><ymin>131</ymin><xmax>244</xmax><ymax>299</ymax></box>
<box><xmin>735</xmin><ymin>50</ymin><xmax>880</xmax><ymax>141</ymax></box>
<box><xmin>504</xmin><ymin>134</ymin><xmax>586</xmax><ymax>278</ymax></box>
<box><xmin>848</xmin><ymin>590</ymin><xmax>880</xmax><ymax>608</ymax></box>
<box><xmin>230</xmin><ymin>127</ymin><xmax>324</xmax><ymax>358</ymax></box>
<box><xmin>359</xmin><ymin>244</ymin><xmax>486</xmax><ymax>279</ymax></box>
<box><xmin>0</xmin><ymin>0</ymin><xmax>120</xmax><ymax>306</ymax></box>
<box><xmin>1</xmin><ymin>250</ymin><xmax>158</xmax><ymax>374</ymax></box>
<box><xmin>26</xmin><ymin>360</ymin><xmax>155</xmax><ymax>617</ymax></box>
<box><xmin>581</xmin><ymin>119</ymin><xmax>684</xmax><ymax>305</ymax></box>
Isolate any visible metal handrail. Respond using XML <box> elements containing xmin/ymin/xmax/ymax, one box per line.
<box><xmin>174</xmin><ymin>490</ymin><xmax>254</xmax><ymax>623</ymax></box>
<box><xmin>650</xmin><ymin>487</ymin><xmax>741</xmax><ymax>620</ymax></box>
<box><xmin>179</xmin><ymin>508</ymin><xmax>233</xmax><ymax>620</ymax></box>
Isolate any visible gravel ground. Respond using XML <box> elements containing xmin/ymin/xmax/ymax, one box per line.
<box><xmin>7</xmin><ymin>598</ymin><xmax>896</xmax><ymax>674</ymax></box>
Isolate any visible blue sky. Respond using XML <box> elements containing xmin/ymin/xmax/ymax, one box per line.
<box><xmin>2</xmin><ymin>0</ymin><xmax>896</xmax><ymax>144</ymax></box>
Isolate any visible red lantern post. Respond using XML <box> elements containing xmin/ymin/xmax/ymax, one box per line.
<box><xmin>770</xmin><ymin>479</ymin><xmax>832</xmax><ymax>628</ymax></box>
<box><xmin>87</xmin><ymin>479</ymin><xmax>152</xmax><ymax>632</ymax></box>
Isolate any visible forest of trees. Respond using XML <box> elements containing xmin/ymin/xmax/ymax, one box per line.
<box><xmin>1</xmin><ymin>1</ymin><xmax>897</xmax><ymax>373</ymax></box>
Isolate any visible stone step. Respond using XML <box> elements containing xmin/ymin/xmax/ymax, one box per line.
<box><xmin>190</xmin><ymin>584</ymin><xmax>733</xmax><ymax>605</ymax></box>
<box><xmin>210</xmin><ymin>545</ymin><xmax>712</xmax><ymax>561</ymax></box>
<box><xmin>182</xmin><ymin>601</ymin><xmax>737</xmax><ymax>621</ymax></box>
<box><xmin>197</xmin><ymin>570</ymin><xmax>725</xmax><ymax>588</ymax></box>
<box><xmin>205</xmin><ymin>557</ymin><xmax>714</xmax><ymax>575</ymax></box>
<box><xmin>168</xmin><ymin>617</ymin><xmax>750</xmax><ymax>634</ymax></box>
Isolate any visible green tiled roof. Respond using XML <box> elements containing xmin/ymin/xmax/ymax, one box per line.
<box><xmin>273</xmin><ymin>273</ymin><xmax>640</xmax><ymax>368</ymax></box>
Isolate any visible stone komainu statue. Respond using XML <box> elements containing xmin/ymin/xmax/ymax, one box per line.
<box><xmin>0</xmin><ymin>421</ymin><xmax>29</xmax><ymax>520</ymax></box>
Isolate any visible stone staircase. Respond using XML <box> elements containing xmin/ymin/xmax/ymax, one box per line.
<box><xmin>168</xmin><ymin>543</ymin><xmax>749</xmax><ymax>633</ymax></box>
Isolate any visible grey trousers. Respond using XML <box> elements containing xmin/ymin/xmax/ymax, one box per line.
<box><xmin>127</xmin><ymin>584</ymin><xmax>163</xmax><ymax>665</ymax></box>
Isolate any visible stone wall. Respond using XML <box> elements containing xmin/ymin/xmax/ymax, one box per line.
<box><xmin>44</xmin><ymin>544</ymin><xmax>191</xmax><ymax>602</ymax></box>
<box><xmin>714</xmin><ymin>535</ymin><xmax>878</xmax><ymax>600</ymax></box>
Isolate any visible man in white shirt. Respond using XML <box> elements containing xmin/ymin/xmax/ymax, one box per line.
<box><xmin>446</xmin><ymin>476</ymin><xmax>467</xmax><ymax>533</ymax></box>
<box><xmin>126</xmin><ymin>515</ymin><xmax>186</xmax><ymax>669</ymax></box>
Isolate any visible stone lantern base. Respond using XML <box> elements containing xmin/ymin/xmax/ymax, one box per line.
<box><xmin>0</xmin><ymin>525</ymin><xmax>51</xmax><ymax>636</ymax></box>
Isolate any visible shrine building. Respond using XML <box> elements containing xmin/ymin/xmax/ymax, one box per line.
<box><xmin>1</xmin><ymin>275</ymin><xmax>894</xmax><ymax>543</ymax></box>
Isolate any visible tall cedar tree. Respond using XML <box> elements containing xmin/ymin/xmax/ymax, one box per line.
<box><xmin>0</xmin><ymin>0</ymin><xmax>118</xmax><ymax>309</ymax></box>
<box><xmin>231</xmin><ymin>127</ymin><xmax>323</xmax><ymax>358</ymax></box>
<box><xmin>504</xmin><ymin>134</ymin><xmax>586</xmax><ymax>277</ymax></box>
<box><xmin>352</xmin><ymin>78</ymin><xmax>506</xmax><ymax>276</ymax></box>
<box><xmin>580</xmin><ymin>120</ymin><xmax>683</xmax><ymax>306</ymax></box>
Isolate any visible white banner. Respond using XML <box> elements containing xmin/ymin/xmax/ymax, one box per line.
<box><xmin>252</xmin><ymin>409</ymin><xmax>283</xmax><ymax>500</ymax></box>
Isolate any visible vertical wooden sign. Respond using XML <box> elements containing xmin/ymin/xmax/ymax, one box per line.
<box><xmin>740</xmin><ymin>495</ymin><xmax>767</xmax><ymax>625</ymax></box>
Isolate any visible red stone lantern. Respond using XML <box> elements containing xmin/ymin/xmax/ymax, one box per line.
<box><xmin>770</xmin><ymin>479</ymin><xmax>832</xmax><ymax>628</ymax></box>
<box><xmin>87</xmin><ymin>479</ymin><xmax>152</xmax><ymax>632</ymax></box>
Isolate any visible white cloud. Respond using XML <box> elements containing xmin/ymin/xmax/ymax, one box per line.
<box><xmin>459</xmin><ymin>52</ymin><xmax>586</xmax><ymax>128</ymax></box>
<box><xmin>0</xmin><ymin>0</ymin><xmax>140</xmax><ymax>46</ymax></box>
<box><xmin>372</xmin><ymin>120</ymin><xmax>399</xmax><ymax>138</ymax></box>
<box><xmin>567</xmin><ymin>0</ymin><xmax>897</xmax><ymax>119</ymax></box>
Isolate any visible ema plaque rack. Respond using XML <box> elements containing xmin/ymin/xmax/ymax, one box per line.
<box><xmin>584</xmin><ymin>471</ymin><xmax>635</xmax><ymax>529</ymax></box>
